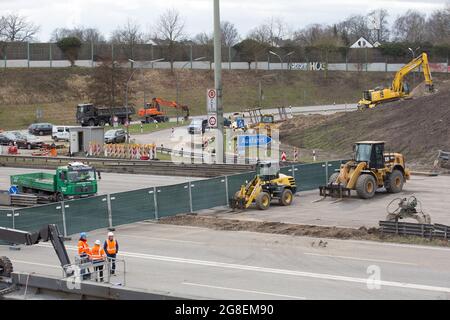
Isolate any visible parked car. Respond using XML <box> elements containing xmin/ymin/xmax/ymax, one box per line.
<box><xmin>52</xmin><ymin>125</ymin><xmax>76</xmax><ymax>141</ymax></box>
<box><xmin>0</xmin><ymin>132</ymin><xmax>15</xmax><ymax>146</ymax></box>
<box><xmin>11</xmin><ymin>132</ymin><xmax>44</xmax><ymax>149</ymax></box>
<box><xmin>28</xmin><ymin>123</ymin><xmax>53</xmax><ymax>136</ymax></box>
<box><xmin>188</xmin><ymin>119</ymin><xmax>208</xmax><ymax>134</ymax></box>
<box><xmin>104</xmin><ymin>129</ymin><xmax>127</xmax><ymax>144</ymax></box>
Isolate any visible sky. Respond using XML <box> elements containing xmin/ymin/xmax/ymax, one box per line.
<box><xmin>0</xmin><ymin>0</ymin><xmax>447</xmax><ymax>41</ymax></box>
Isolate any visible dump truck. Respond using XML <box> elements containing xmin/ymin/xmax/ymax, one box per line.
<box><xmin>76</xmin><ymin>103</ymin><xmax>136</xmax><ymax>127</ymax></box>
<box><xmin>10</xmin><ymin>162</ymin><xmax>98</xmax><ymax>202</ymax></box>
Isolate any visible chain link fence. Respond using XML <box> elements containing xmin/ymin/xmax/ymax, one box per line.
<box><xmin>0</xmin><ymin>161</ymin><xmax>341</xmax><ymax>236</ymax></box>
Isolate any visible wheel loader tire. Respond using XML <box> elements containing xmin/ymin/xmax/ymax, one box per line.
<box><xmin>279</xmin><ymin>189</ymin><xmax>293</xmax><ymax>206</ymax></box>
<box><xmin>328</xmin><ymin>172</ymin><xmax>340</xmax><ymax>184</ymax></box>
<box><xmin>356</xmin><ymin>174</ymin><xmax>376</xmax><ymax>199</ymax></box>
<box><xmin>256</xmin><ymin>192</ymin><xmax>271</xmax><ymax>210</ymax></box>
<box><xmin>386</xmin><ymin>170</ymin><xmax>404</xmax><ymax>193</ymax></box>
<box><xmin>0</xmin><ymin>256</ymin><xmax>13</xmax><ymax>277</ymax></box>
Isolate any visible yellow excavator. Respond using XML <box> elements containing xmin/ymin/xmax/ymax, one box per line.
<box><xmin>358</xmin><ymin>52</ymin><xmax>434</xmax><ymax>109</ymax></box>
<box><xmin>231</xmin><ymin>161</ymin><xmax>297</xmax><ymax>210</ymax></box>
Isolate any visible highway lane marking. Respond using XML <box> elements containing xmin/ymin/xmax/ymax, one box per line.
<box><xmin>182</xmin><ymin>282</ymin><xmax>306</xmax><ymax>300</ymax></box>
<box><xmin>37</xmin><ymin>243</ymin><xmax>450</xmax><ymax>294</ymax></box>
<box><xmin>116</xmin><ymin>234</ymin><xmax>204</xmax><ymax>245</ymax></box>
<box><xmin>303</xmin><ymin>253</ymin><xmax>418</xmax><ymax>266</ymax></box>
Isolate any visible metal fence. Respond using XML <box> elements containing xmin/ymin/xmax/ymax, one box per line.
<box><xmin>379</xmin><ymin>221</ymin><xmax>450</xmax><ymax>240</ymax></box>
<box><xmin>0</xmin><ymin>42</ymin><xmax>448</xmax><ymax>71</ymax></box>
<box><xmin>0</xmin><ymin>161</ymin><xmax>341</xmax><ymax>236</ymax></box>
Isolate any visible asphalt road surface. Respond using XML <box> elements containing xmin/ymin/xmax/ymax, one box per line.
<box><xmin>1</xmin><ymin>221</ymin><xmax>449</xmax><ymax>300</ymax></box>
<box><xmin>208</xmin><ymin>175</ymin><xmax>450</xmax><ymax>229</ymax></box>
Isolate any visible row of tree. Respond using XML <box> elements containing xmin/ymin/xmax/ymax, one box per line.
<box><xmin>1</xmin><ymin>7</ymin><xmax>449</xmax><ymax>70</ymax></box>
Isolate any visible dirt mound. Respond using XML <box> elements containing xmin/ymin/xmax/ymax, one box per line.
<box><xmin>280</xmin><ymin>80</ymin><xmax>450</xmax><ymax>166</ymax></box>
<box><xmin>158</xmin><ymin>214</ymin><xmax>450</xmax><ymax>246</ymax></box>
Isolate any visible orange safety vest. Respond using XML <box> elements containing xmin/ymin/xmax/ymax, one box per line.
<box><xmin>78</xmin><ymin>240</ymin><xmax>91</xmax><ymax>257</ymax></box>
<box><xmin>91</xmin><ymin>245</ymin><xmax>106</xmax><ymax>261</ymax></box>
<box><xmin>105</xmin><ymin>239</ymin><xmax>117</xmax><ymax>255</ymax></box>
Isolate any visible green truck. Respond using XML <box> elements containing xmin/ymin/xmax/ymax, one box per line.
<box><xmin>10</xmin><ymin>162</ymin><xmax>98</xmax><ymax>202</ymax></box>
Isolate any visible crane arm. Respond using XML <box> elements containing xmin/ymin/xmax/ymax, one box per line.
<box><xmin>0</xmin><ymin>224</ymin><xmax>71</xmax><ymax>269</ymax></box>
<box><xmin>391</xmin><ymin>53</ymin><xmax>433</xmax><ymax>92</ymax></box>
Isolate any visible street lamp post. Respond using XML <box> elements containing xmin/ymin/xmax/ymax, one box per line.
<box><xmin>408</xmin><ymin>46</ymin><xmax>420</xmax><ymax>88</ymax></box>
<box><xmin>175</xmin><ymin>56</ymin><xmax>206</xmax><ymax>124</ymax></box>
<box><xmin>269</xmin><ymin>51</ymin><xmax>294</xmax><ymax>107</ymax></box>
<box><xmin>125</xmin><ymin>58</ymin><xmax>165</xmax><ymax>144</ymax></box>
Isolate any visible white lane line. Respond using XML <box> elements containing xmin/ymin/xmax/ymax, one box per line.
<box><xmin>117</xmin><ymin>234</ymin><xmax>204</xmax><ymax>245</ymax></box>
<box><xmin>183</xmin><ymin>282</ymin><xmax>306</xmax><ymax>300</ymax></box>
<box><xmin>37</xmin><ymin>244</ymin><xmax>450</xmax><ymax>294</ymax></box>
<box><xmin>11</xmin><ymin>260</ymin><xmax>60</xmax><ymax>269</ymax></box>
<box><xmin>303</xmin><ymin>253</ymin><xmax>418</xmax><ymax>266</ymax></box>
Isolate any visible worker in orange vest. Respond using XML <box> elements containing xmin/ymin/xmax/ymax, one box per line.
<box><xmin>103</xmin><ymin>232</ymin><xmax>119</xmax><ymax>275</ymax></box>
<box><xmin>91</xmin><ymin>240</ymin><xmax>107</xmax><ymax>282</ymax></box>
<box><xmin>77</xmin><ymin>232</ymin><xmax>91</xmax><ymax>280</ymax></box>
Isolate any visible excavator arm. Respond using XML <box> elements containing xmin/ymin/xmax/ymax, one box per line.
<box><xmin>154</xmin><ymin>98</ymin><xmax>190</xmax><ymax>119</ymax></box>
<box><xmin>391</xmin><ymin>52</ymin><xmax>434</xmax><ymax>93</ymax></box>
<box><xmin>0</xmin><ymin>224</ymin><xmax>71</xmax><ymax>272</ymax></box>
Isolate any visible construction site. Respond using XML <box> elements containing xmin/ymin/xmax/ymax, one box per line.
<box><xmin>0</xmin><ymin>0</ymin><xmax>449</xmax><ymax>305</ymax></box>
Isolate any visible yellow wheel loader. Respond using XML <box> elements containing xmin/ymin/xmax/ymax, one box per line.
<box><xmin>231</xmin><ymin>161</ymin><xmax>297</xmax><ymax>210</ymax></box>
<box><xmin>319</xmin><ymin>141</ymin><xmax>410</xmax><ymax>199</ymax></box>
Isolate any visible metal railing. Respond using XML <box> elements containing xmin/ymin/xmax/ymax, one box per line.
<box><xmin>64</xmin><ymin>256</ymin><xmax>126</xmax><ymax>286</ymax></box>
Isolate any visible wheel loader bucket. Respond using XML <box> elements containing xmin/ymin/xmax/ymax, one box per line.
<box><xmin>230</xmin><ymin>196</ymin><xmax>246</xmax><ymax>210</ymax></box>
<box><xmin>319</xmin><ymin>183</ymin><xmax>351</xmax><ymax>198</ymax></box>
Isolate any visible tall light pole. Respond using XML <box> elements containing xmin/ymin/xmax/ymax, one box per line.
<box><xmin>125</xmin><ymin>58</ymin><xmax>164</xmax><ymax>143</ymax></box>
<box><xmin>214</xmin><ymin>0</ymin><xmax>224</xmax><ymax>164</ymax></box>
<box><xmin>408</xmin><ymin>46</ymin><xmax>420</xmax><ymax>88</ymax></box>
<box><xmin>176</xmin><ymin>56</ymin><xmax>206</xmax><ymax>124</ymax></box>
<box><xmin>269</xmin><ymin>51</ymin><xmax>294</xmax><ymax>107</ymax></box>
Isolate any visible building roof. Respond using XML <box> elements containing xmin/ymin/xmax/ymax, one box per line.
<box><xmin>350</xmin><ymin>37</ymin><xmax>373</xmax><ymax>49</ymax></box>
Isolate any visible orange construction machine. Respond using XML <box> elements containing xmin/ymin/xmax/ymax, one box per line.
<box><xmin>138</xmin><ymin>97</ymin><xmax>190</xmax><ymax>123</ymax></box>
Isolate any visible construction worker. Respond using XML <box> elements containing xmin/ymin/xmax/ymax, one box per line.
<box><xmin>91</xmin><ymin>240</ymin><xmax>106</xmax><ymax>282</ymax></box>
<box><xmin>78</xmin><ymin>232</ymin><xmax>91</xmax><ymax>280</ymax></box>
<box><xmin>104</xmin><ymin>232</ymin><xmax>119</xmax><ymax>275</ymax></box>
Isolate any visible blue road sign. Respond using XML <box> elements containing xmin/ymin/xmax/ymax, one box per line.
<box><xmin>9</xmin><ymin>185</ymin><xmax>19</xmax><ymax>194</ymax></box>
<box><xmin>238</xmin><ymin>135</ymin><xmax>272</xmax><ymax>148</ymax></box>
<box><xmin>236</xmin><ymin>118</ymin><xmax>245</xmax><ymax>129</ymax></box>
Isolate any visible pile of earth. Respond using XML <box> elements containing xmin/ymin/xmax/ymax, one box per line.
<box><xmin>280</xmin><ymin>79</ymin><xmax>450</xmax><ymax>167</ymax></box>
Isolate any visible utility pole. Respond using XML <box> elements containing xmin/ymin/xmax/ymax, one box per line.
<box><xmin>214</xmin><ymin>0</ymin><xmax>224</xmax><ymax>163</ymax></box>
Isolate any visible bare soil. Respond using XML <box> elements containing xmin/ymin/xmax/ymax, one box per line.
<box><xmin>280</xmin><ymin>78</ymin><xmax>450</xmax><ymax>168</ymax></box>
<box><xmin>158</xmin><ymin>214</ymin><xmax>450</xmax><ymax>247</ymax></box>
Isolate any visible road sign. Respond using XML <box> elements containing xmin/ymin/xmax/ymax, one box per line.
<box><xmin>238</xmin><ymin>135</ymin><xmax>272</xmax><ymax>148</ymax></box>
<box><xmin>236</xmin><ymin>118</ymin><xmax>245</xmax><ymax>129</ymax></box>
<box><xmin>208</xmin><ymin>114</ymin><xmax>217</xmax><ymax>128</ymax></box>
<box><xmin>207</xmin><ymin>89</ymin><xmax>217</xmax><ymax>113</ymax></box>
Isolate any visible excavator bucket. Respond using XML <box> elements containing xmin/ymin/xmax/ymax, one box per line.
<box><xmin>319</xmin><ymin>183</ymin><xmax>351</xmax><ymax>199</ymax></box>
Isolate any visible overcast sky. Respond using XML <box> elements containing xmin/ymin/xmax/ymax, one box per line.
<box><xmin>0</xmin><ymin>0</ymin><xmax>447</xmax><ymax>41</ymax></box>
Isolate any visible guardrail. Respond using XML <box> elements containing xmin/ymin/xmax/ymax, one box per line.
<box><xmin>379</xmin><ymin>221</ymin><xmax>450</xmax><ymax>240</ymax></box>
<box><xmin>0</xmin><ymin>154</ymin><xmax>254</xmax><ymax>177</ymax></box>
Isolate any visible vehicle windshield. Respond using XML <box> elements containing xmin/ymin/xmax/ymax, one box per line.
<box><xmin>190</xmin><ymin>119</ymin><xmax>202</xmax><ymax>126</ymax></box>
<box><xmin>257</xmin><ymin>163</ymin><xmax>279</xmax><ymax>176</ymax></box>
<box><xmin>67</xmin><ymin>170</ymin><xmax>96</xmax><ymax>182</ymax></box>
<box><xmin>261</xmin><ymin>116</ymin><xmax>273</xmax><ymax>123</ymax></box>
<box><xmin>105</xmin><ymin>130</ymin><xmax>116</xmax><ymax>137</ymax></box>
<box><xmin>355</xmin><ymin>144</ymin><xmax>372</xmax><ymax>162</ymax></box>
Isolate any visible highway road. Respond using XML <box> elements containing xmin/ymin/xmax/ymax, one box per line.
<box><xmin>0</xmin><ymin>167</ymin><xmax>199</xmax><ymax>195</ymax></box>
<box><xmin>1</xmin><ymin>221</ymin><xmax>449</xmax><ymax>299</ymax></box>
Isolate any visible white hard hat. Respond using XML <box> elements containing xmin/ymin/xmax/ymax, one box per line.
<box><xmin>108</xmin><ymin>232</ymin><xmax>114</xmax><ymax>237</ymax></box>
<box><xmin>95</xmin><ymin>240</ymin><xmax>101</xmax><ymax>245</ymax></box>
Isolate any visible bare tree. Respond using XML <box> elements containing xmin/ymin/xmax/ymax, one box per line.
<box><xmin>293</xmin><ymin>24</ymin><xmax>343</xmax><ymax>47</ymax></box>
<box><xmin>392</xmin><ymin>10</ymin><xmax>427</xmax><ymax>43</ymax></box>
<box><xmin>367</xmin><ymin>9</ymin><xmax>390</xmax><ymax>43</ymax></box>
<box><xmin>154</xmin><ymin>8</ymin><xmax>185</xmax><ymax>72</ymax></box>
<box><xmin>336</xmin><ymin>15</ymin><xmax>371</xmax><ymax>45</ymax></box>
<box><xmin>111</xmin><ymin>19</ymin><xmax>145</xmax><ymax>60</ymax></box>
<box><xmin>0</xmin><ymin>13</ymin><xmax>40</xmax><ymax>42</ymax></box>
<box><xmin>425</xmin><ymin>6</ymin><xmax>450</xmax><ymax>45</ymax></box>
<box><xmin>250</xmin><ymin>17</ymin><xmax>289</xmax><ymax>47</ymax></box>
<box><xmin>221</xmin><ymin>21</ymin><xmax>240</xmax><ymax>47</ymax></box>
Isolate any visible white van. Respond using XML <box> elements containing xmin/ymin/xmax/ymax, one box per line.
<box><xmin>52</xmin><ymin>126</ymin><xmax>76</xmax><ymax>141</ymax></box>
